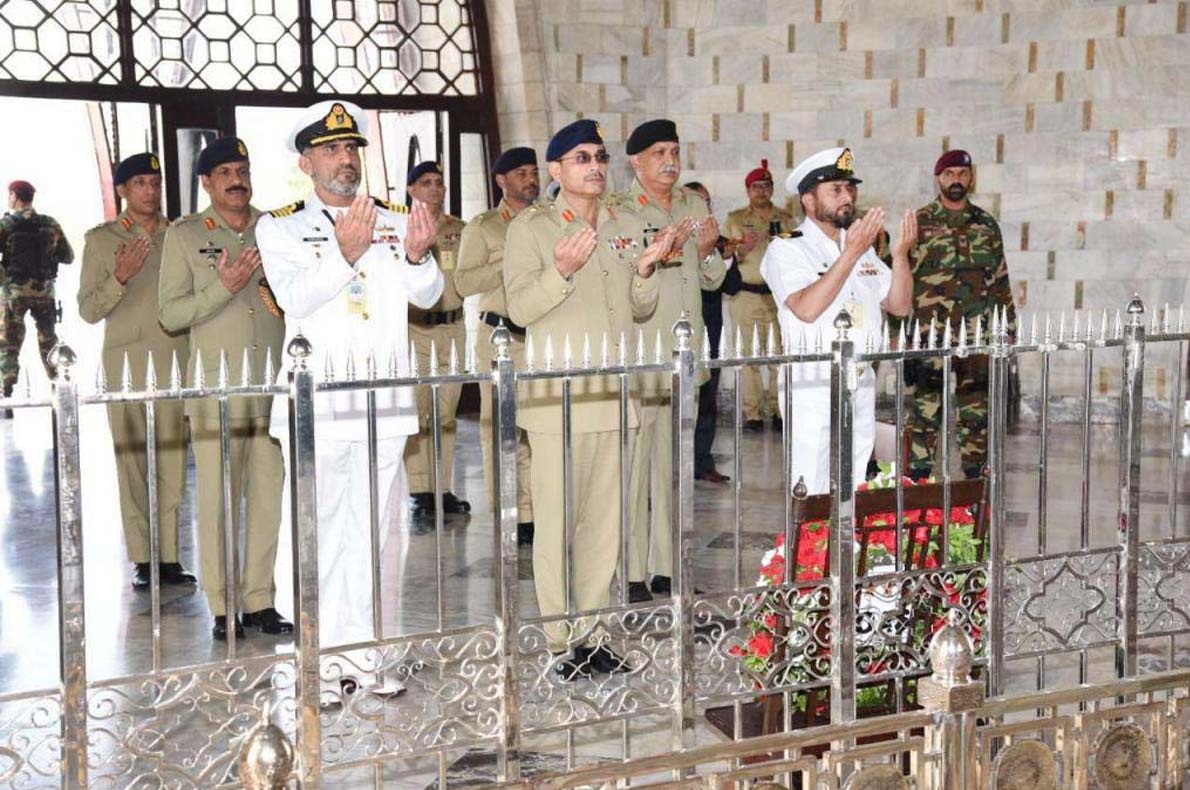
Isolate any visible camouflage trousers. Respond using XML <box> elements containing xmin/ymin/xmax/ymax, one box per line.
<box><xmin>908</xmin><ymin>357</ymin><xmax>988</xmax><ymax>477</ymax></box>
<box><xmin>0</xmin><ymin>285</ymin><xmax>56</xmax><ymax>397</ymax></box>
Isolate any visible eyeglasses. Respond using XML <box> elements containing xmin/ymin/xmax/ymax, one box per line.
<box><xmin>558</xmin><ymin>150</ymin><xmax>610</xmax><ymax>165</ymax></box>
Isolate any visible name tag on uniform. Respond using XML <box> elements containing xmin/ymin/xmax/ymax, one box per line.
<box><xmin>345</xmin><ymin>280</ymin><xmax>368</xmax><ymax>316</ymax></box>
<box><xmin>439</xmin><ymin>250</ymin><xmax>456</xmax><ymax>271</ymax></box>
<box><xmin>844</xmin><ymin>300</ymin><xmax>864</xmax><ymax>329</ymax></box>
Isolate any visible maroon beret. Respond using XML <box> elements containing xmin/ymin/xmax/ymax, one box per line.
<box><xmin>934</xmin><ymin>149</ymin><xmax>972</xmax><ymax>176</ymax></box>
<box><xmin>8</xmin><ymin>180</ymin><xmax>34</xmax><ymax>202</ymax></box>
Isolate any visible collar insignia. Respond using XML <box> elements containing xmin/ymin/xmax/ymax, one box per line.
<box><xmin>561</xmin><ymin>208</ymin><xmax>575</xmax><ymax>223</ymax></box>
<box><xmin>637</xmin><ymin>193</ymin><xmax>648</xmax><ymax>206</ymax></box>
<box><xmin>119</xmin><ymin>216</ymin><xmax>133</xmax><ymax>231</ymax></box>
<box><xmin>500</xmin><ymin>208</ymin><xmax>511</xmax><ymax>222</ymax></box>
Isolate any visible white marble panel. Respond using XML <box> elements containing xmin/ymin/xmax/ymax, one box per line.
<box><xmin>1001</xmin><ymin>131</ymin><xmax>1111</xmax><ymax>164</ymax></box>
<box><xmin>1021</xmin><ymin>279</ymin><xmax>1075</xmax><ymax>312</ymax></box>
<box><xmin>869</xmin><ymin>48</ymin><xmax>923</xmax><ymax>79</ymax></box>
<box><xmin>696</xmin><ymin>24</ymin><xmax>789</xmax><ymax>55</ymax></box>
<box><xmin>711</xmin><ymin>0</ymin><xmax>769</xmax><ymax>25</ymax></box>
<box><xmin>925</xmin><ymin>44</ymin><xmax>1030</xmax><ymax>79</ymax></box>
<box><xmin>1123</xmin><ymin>4</ymin><xmax>1180</xmax><ymax>38</ymax></box>
<box><xmin>998</xmin><ymin>190</ymin><xmax>1103</xmax><ymax>222</ymax></box>
<box><xmin>868</xmin><ymin>107</ymin><xmax>921</xmax><ymax>138</ymax></box>
<box><xmin>1006</xmin><ymin>251</ymin><xmax>1051</xmax><ymax>280</ymax></box>
<box><xmin>1033</xmin><ymin>102</ymin><xmax>1090</xmax><ymax>135</ymax></box>
<box><xmin>718</xmin><ymin>112</ymin><xmax>766</xmax><ymax>144</ymax></box>
<box><xmin>1110</xmin><ymin>189</ymin><xmax>1170</xmax><ymax>222</ymax></box>
<box><xmin>666</xmin><ymin>55</ymin><xmax>714</xmax><ymax>86</ymax></box>
<box><xmin>1021</xmin><ymin>220</ymin><xmax>1082</xmax><ymax>252</ymax></box>
<box><xmin>1031</xmin><ymin>39</ymin><xmax>1086</xmax><ymax>72</ymax></box>
<box><xmin>1093</xmin><ymin>36</ymin><xmax>1190</xmax><ymax>71</ymax></box>
<box><xmin>743</xmin><ymin>84</ymin><xmax>795</xmax><ymax>113</ymax></box>
<box><xmin>1147</xmin><ymin>157</ymin><xmax>1190</xmax><ymax>190</ymax></box>
<box><xmin>626</xmin><ymin>55</ymin><xmax>665</xmax><ymax>87</ymax></box>
<box><xmin>898</xmin><ymin>76</ymin><xmax>1006</xmax><ymax>107</ymax></box>
<box><xmin>1084</xmin><ymin>159</ymin><xmax>1143</xmax><ymax>192</ymax></box>
<box><xmin>766</xmin><ymin>0</ymin><xmax>821</xmax><ymax>22</ymax></box>
<box><xmin>554</xmin><ymin>82</ymin><xmax>603</xmax><ymax>111</ymax></box>
<box><xmin>1009</xmin><ymin>7</ymin><xmax>1119</xmax><ymax>42</ymax></box>
<box><xmin>671</xmin><ymin>0</ymin><xmax>718</xmax><ymax>28</ymax></box>
<box><xmin>684</xmin><ymin>84</ymin><xmax>739</xmax><ymax>114</ymax></box>
<box><xmin>768</xmin><ymin>110</ymin><xmax>822</xmax><ymax>140</ymax></box>
<box><xmin>1085</xmin><ymin>219</ymin><xmax>1190</xmax><ymax>252</ymax></box>
<box><xmin>549</xmin><ymin>52</ymin><xmax>580</xmax><ymax>82</ymax></box>
<box><xmin>717</xmin><ymin>53</ymin><xmax>765</xmax><ymax>85</ymax></box>
<box><xmin>1004</xmin><ymin>72</ymin><xmax>1058</xmax><ymax>104</ymax></box>
<box><xmin>602</xmin><ymin>25</ymin><xmax>646</xmax><ymax>54</ymax></box>
<box><xmin>603</xmin><ymin>83</ymin><xmax>647</xmax><ymax>113</ymax></box>
<box><xmin>1053</xmin><ymin>250</ymin><xmax>1112</xmax><ymax>281</ymax></box>
<box><xmin>556</xmin><ymin>23</ymin><xmax>603</xmax><ymax>54</ymax></box>
<box><xmin>816</xmin><ymin>107</ymin><xmax>868</xmax><ymax>139</ymax></box>
<box><xmin>793</xmin><ymin>21</ymin><xmax>845</xmax><ymax>54</ymax></box>
<box><xmin>581</xmin><ymin>53</ymin><xmax>623</xmax><ymax>84</ymax></box>
<box><xmin>952</xmin><ymin>14</ymin><xmax>1006</xmax><ymax>49</ymax></box>
<box><xmin>670</xmin><ymin>113</ymin><xmax>715</xmax><ymax>143</ymax></box>
<box><xmin>812</xmin><ymin>51</ymin><xmax>869</xmax><ymax>81</ymax></box>
<box><xmin>691</xmin><ymin>142</ymin><xmax>786</xmax><ymax>171</ymax></box>
<box><xmin>926</xmin><ymin>103</ymin><xmax>1023</xmax><ymax>137</ymax></box>
<box><xmin>1117</xmin><ymin>129</ymin><xmax>1175</xmax><ymax>162</ymax></box>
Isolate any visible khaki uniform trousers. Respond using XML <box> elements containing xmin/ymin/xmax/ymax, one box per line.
<box><xmin>729</xmin><ymin>290</ymin><xmax>781</xmax><ymax>421</ymax></box>
<box><xmin>528</xmin><ymin>429</ymin><xmax>625</xmax><ymax>652</ymax></box>
<box><xmin>475</xmin><ymin>331</ymin><xmax>533</xmax><ymax>520</ymax></box>
<box><xmin>108</xmin><ymin>399</ymin><xmax>187</xmax><ymax>564</ymax></box>
<box><xmin>192</xmin><ymin>417</ymin><xmax>284</xmax><ymax>617</ymax></box>
<box><xmin>628</xmin><ymin>397</ymin><xmax>673</xmax><ymax>581</ymax></box>
<box><xmin>404</xmin><ymin>320</ymin><xmax>466</xmax><ymax>493</ymax></box>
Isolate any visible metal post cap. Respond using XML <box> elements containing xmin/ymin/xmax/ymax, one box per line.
<box><xmin>286</xmin><ymin>334</ymin><xmax>312</xmax><ymax>360</ymax></box>
<box><xmin>1126</xmin><ymin>293</ymin><xmax>1145</xmax><ymax>326</ymax></box>
<box><xmin>671</xmin><ymin>311</ymin><xmax>693</xmax><ymax>351</ymax></box>
<box><xmin>490</xmin><ymin>322</ymin><xmax>512</xmax><ymax>362</ymax></box>
<box><xmin>928</xmin><ymin>609</ymin><xmax>974</xmax><ymax>687</ymax></box>
<box><xmin>237</xmin><ymin>700</ymin><xmax>293</xmax><ymax>789</ymax></box>
<box><xmin>833</xmin><ymin>309</ymin><xmax>852</xmax><ymax>338</ymax></box>
<box><xmin>47</xmin><ymin>342</ymin><xmax>77</xmax><ymax>376</ymax></box>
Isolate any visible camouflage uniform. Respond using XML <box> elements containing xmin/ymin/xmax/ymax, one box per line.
<box><xmin>908</xmin><ymin>197</ymin><xmax>1015</xmax><ymax>477</ymax></box>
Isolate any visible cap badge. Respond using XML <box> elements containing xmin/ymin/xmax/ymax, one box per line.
<box><xmin>237</xmin><ymin>141</ymin><xmax>247</xmax><ymax>156</ymax></box>
<box><xmin>149</xmin><ymin>155</ymin><xmax>160</xmax><ymax>170</ymax></box>
<box><xmin>835</xmin><ymin>148</ymin><xmax>853</xmax><ymax>172</ymax></box>
<box><xmin>325</xmin><ymin>103</ymin><xmax>354</xmax><ymax>131</ymax></box>
<box><xmin>594</xmin><ymin>122</ymin><xmax>604</xmax><ymax>142</ymax></box>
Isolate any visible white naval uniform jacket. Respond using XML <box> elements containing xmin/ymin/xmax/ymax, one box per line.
<box><xmin>256</xmin><ymin>193</ymin><xmax>445</xmax><ymax>442</ymax></box>
<box><xmin>760</xmin><ymin>218</ymin><xmax>892</xmax><ymax>494</ymax></box>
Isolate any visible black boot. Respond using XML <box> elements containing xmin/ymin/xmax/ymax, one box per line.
<box><xmin>159</xmin><ymin>562</ymin><xmax>197</xmax><ymax>585</ymax></box>
<box><xmin>242</xmin><ymin>607</ymin><xmax>294</xmax><ymax>634</ymax></box>
<box><xmin>212</xmin><ymin>615</ymin><xmax>245</xmax><ymax>641</ymax></box>
<box><xmin>131</xmin><ymin>563</ymin><xmax>151</xmax><ymax>590</ymax></box>
<box><xmin>517</xmin><ymin>522</ymin><xmax>534</xmax><ymax>546</ymax></box>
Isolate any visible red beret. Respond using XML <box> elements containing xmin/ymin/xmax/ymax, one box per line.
<box><xmin>934</xmin><ymin>149</ymin><xmax>972</xmax><ymax>176</ymax></box>
<box><xmin>8</xmin><ymin>180</ymin><xmax>34</xmax><ymax>202</ymax></box>
<box><xmin>744</xmin><ymin>159</ymin><xmax>772</xmax><ymax>187</ymax></box>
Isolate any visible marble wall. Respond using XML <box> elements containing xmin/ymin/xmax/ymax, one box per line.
<box><xmin>484</xmin><ymin>0</ymin><xmax>1190</xmax><ymax>400</ymax></box>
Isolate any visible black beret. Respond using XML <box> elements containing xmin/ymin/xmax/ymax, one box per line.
<box><xmin>625</xmin><ymin>119</ymin><xmax>678</xmax><ymax>155</ymax></box>
<box><xmin>491</xmin><ymin>147</ymin><xmax>537</xmax><ymax>175</ymax></box>
<box><xmin>196</xmin><ymin>137</ymin><xmax>249</xmax><ymax>176</ymax></box>
<box><xmin>407</xmin><ymin>160</ymin><xmax>443</xmax><ymax>184</ymax></box>
<box><xmin>114</xmin><ymin>152</ymin><xmax>162</xmax><ymax>186</ymax></box>
<box><xmin>546</xmin><ymin>119</ymin><xmax>604</xmax><ymax>162</ymax></box>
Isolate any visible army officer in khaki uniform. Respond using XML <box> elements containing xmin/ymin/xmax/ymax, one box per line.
<box><xmin>454</xmin><ymin>146</ymin><xmax>540</xmax><ymax>546</ymax></box>
<box><xmin>723</xmin><ymin>160</ymin><xmax>794</xmax><ymax>431</ymax></box>
<box><xmin>78</xmin><ymin>153</ymin><xmax>194</xmax><ymax>591</ymax></box>
<box><xmin>158</xmin><ymin>138</ymin><xmax>290</xmax><ymax>641</ymax></box>
<box><xmin>403</xmin><ymin>161</ymin><xmax>471</xmax><ymax>520</ymax></box>
<box><xmin>614</xmin><ymin>119</ymin><xmax>726</xmax><ymax>602</ymax></box>
<box><xmin>504</xmin><ymin>119</ymin><xmax>675</xmax><ymax>680</ymax></box>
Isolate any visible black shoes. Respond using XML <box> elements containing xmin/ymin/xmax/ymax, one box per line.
<box><xmin>771</xmin><ymin>415</ymin><xmax>783</xmax><ymax>432</ymax></box>
<box><xmin>132</xmin><ymin>562</ymin><xmax>197</xmax><ymax>590</ymax></box>
<box><xmin>627</xmin><ymin>581</ymin><xmax>652</xmax><ymax>603</ymax></box>
<box><xmin>743</xmin><ymin>419</ymin><xmax>764</xmax><ymax>432</ymax></box>
<box><xmin>160</xmin><ymin>562</ymin><xmax>197</xmax><ymax>585</ymax></box>
<box><xmin>695</xmin><ymin>468</ymin><xmax>731</xmax><ymax>484</ymax></box>
<box><xmin>553</xmin><ymin>645</ymin><xmax>632</xmax><ymax>682</ymax></box>
<box><xmin>212</xmin><ymin>615</ymin><xmax>244</xmax><ymax>641</ymax></box>
<box><xmin>0</xmin><ymin>408</ymin><xmax>12</xmax><ymax>419</ymax></box>
<box><xmin>411</xmin><ymin>491</ymin><xmax>472</xmax><ymax>516</ymax></box>
<box><xmin>650</xmin><ymin>575</ymin><xmax>671</xmax><ymax>596</ymax></box>
<box><xmin>131</xmin><ymin>563</ymin><xmax>151</xmax><ymax>590</ymax></box>
<box><xmin>517</xmin><ymin>522</ymin><xmax>534</xmax><ymax>546</ymax></box>
<box><xmin>242</xmin><ymin>607</ymin><xmax>294</xmax><ymax>634</ymax></box>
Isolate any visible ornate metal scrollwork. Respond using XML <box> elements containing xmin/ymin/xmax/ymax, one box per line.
<box><xmin>991</xmin><ymin>739</ymin><xmax>1057</xmax><ymax>790</ymax></box>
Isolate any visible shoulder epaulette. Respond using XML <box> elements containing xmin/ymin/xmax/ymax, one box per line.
<box><xmin>776</xmin><ymin>230</ymin><xmax>803</xmax><ymax>239</ymax></box>
<box><xmin>373</xmin><ymin>197</ymin><xmax>407</xmax><ymax>213</ymax></box>
<box><xmin>267</xmin><ymin>200</ymin><xmax>304</xmax><ymax>218</ymax></box>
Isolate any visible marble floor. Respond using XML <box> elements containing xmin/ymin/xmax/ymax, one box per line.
<box><xmin>2</xmin><ymin>359</ymin><xmax>1189</xmax><ymax>787</ymax></box>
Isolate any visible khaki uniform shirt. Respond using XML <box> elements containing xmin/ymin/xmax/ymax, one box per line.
<box><xmin>78</xmin><ymin>211</ymin><xmax>189</xmax><ymax>385</ymax></box>
<box><xmin>158</xmin><ymin>205</ymin><xmax>285</xmax><ymax>421</ymax></box>
<box><xmin>724</xmin><ymin>204</ymin><xmax>795</xmax><ymax>285</ymax></box>
<box><xmin>611</xmin><ymin>180</ymin><xmax>727</xmax><ymax>393</ymax></box>
<box><xmin>454</xmin><ymin>199</ymin><xmax>519</xmax><ymax>318</ymax></box>
<box><xmin>503</xmin><ymin>193</ymin><xmax>660</xmax><ymax>434</ymax></box>
<box><xmin>420</xmin><ymin>213</ymin><xmax>466</xmax><ymax>313</ymax></box>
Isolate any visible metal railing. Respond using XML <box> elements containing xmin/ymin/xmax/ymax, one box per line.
<box><xmin>0</xmin><ymin>295</ymin><xmax>1188</xmax><ymax>788</ymax></box>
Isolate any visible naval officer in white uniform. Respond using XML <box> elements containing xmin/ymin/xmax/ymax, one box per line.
<box><xmin>256</xmin><ymin>99</ymin><xmax>443</xmax><ymax>697</ymax></box>
<box><xmin>760</xmin><ymin>147</ymin><xmax>914</xmax><ymax>495</ymax></box>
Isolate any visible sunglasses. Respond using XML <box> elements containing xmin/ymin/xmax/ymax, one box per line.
<box><xmin>558</xmin><ymin>150</ymin><xmax>611</xmax><ymax>165</ymax></box>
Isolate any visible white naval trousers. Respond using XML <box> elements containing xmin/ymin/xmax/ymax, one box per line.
<box><xmin>780</xmin><ymin>365</ymin><xmax>877</xmax><ymax>496</ymax></box>
<box><xmin>275</xmin><ymin>436</ymin><xmax>406</xmax><ymax>648</ymax></box>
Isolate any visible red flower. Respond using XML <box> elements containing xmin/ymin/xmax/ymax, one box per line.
<box><xmin>748</xmin><ymin>630</ymin><xmax>775</xmax><ymax>659</ymax></box>
<box><xmin>763</xmin><ymin>612</ymin><xmax>780</xmax><ymax>630</ymax></box>
<box><xmin>728</xmin><ymin>645</ymin><xmax>745</xmax><ymax>657</ymax></box>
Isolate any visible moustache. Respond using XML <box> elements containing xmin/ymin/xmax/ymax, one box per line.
<box><xmin>659</xmin><ymin>165</ymin><xmax>678</xmax><ymax>175</ymax></box>
<box><xmin>585</xmin><ymin>173</ymin><xmax>605</xmax><ymax>181</ymax></box>
<box><xmin>226</xmin><ymin>186</ymin><xmax>248</xmax><ymax>193</ymax></box>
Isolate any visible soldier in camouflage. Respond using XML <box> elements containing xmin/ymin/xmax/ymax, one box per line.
<box><xmin>0</xmin><ymin>180</ymin><xmax>74</xmax><ymax>415</ymax></box>
<box><xmin>908</xmin><ymin>150</ymin><xmax>1015</xmax><ymax>480</ymax></box>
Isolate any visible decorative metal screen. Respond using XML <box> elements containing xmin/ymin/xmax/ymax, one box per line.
<box><xmin>129</xmin><ymin>0</ymin><xmax>304</xmax><ymax>90</ymax></box>
<box><xmin>0</xmin><ymin>1</ymin><xmax>483</xmax><ymax>97</ymax></box>
<box><xmin>0</xmin><ymin>0</ymin><xmax>122</xmax><ymax>84</ymax></box>
<box><xmin>309</xmin><ymin>0</ymin><xmax>479</xmax><ymax>95</ymax></box>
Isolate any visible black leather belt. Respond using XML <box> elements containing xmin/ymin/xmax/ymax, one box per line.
<box><xmin>409</xmin><ymin>308</ymin><xmax>463</xmax><ymax>326</ymax></box>
<box><xmin>737</xmin><ymin>281</ymin><xmax>772</xmax><ymax>295</ymax></box>
<box><xmin>481</xmin><ymin>310</ymin><xmax>526</xmax><ymax>337</ymax></box>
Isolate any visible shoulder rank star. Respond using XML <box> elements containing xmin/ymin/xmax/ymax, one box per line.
<box><xmin>203</xmin><ymin>217</ymin><xmax>217</xmax><ymax>231</ymax></box>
